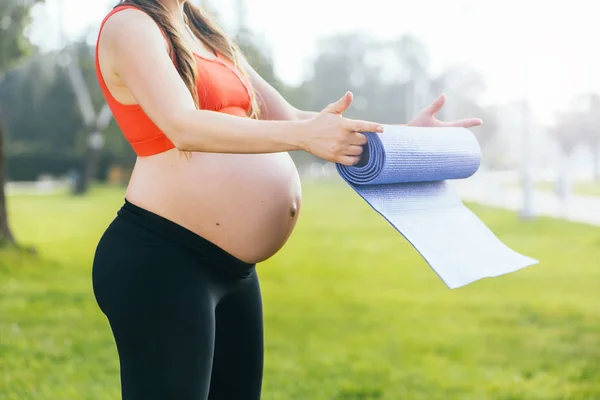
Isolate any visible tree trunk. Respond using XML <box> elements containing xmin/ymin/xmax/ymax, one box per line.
<box><xmin>0</xmin><ymin>120</ymin><xmax>15</xmax><ymax>245</ymax></box>
<box><xmin>72</xmin><ymin>145</ymin><xmax>100</xmax><ymax>196</ymax></box>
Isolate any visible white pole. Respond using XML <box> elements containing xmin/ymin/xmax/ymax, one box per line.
<box><xmin>520</xmin><ymin>102</ymin><xmax>534</xmax><ymax>218</ymax></box>
<box><xmin>519</xmin><ymin>59</ymin><xmax>535</xmax><ymax>220</ymax></box>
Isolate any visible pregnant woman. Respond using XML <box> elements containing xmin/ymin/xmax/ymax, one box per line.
<box><xmin>91</xmin><ymin>0</ymin><xmax>482</xmax><ymax>399</ymax></box>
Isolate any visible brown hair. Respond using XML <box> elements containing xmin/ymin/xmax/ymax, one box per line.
<box><xmin>116</xmin><ymin>0</ymin><xmax>260</xmax><ymax>119</ymax></box>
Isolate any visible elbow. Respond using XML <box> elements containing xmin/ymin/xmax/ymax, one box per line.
<box><xmin>172</xmin><ymin>133</ymin><xmax>205</xmax><ymax>152</ymax></box>
<box><xmin>163</xmin><ymin>111</ymin><xmax>199</xmax><ymax>152</ymax></box>
<box><xmin>170</xmin><ymin>131</ymin><xmax>195</xmax><ymax>152</ymax></box>
<box><xmin>168</xmin><ymin>131</ymin><xmax>194</xmax><ymax>152</ymax></box>
<box><xmin>172</xmin><ymin>137</ymin><xmax>194</xmax><ymax>152</ymax></box>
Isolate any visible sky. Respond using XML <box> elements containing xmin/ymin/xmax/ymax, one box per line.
<box><xmin>27</xmin><ymin>0</ymin><xmax>600</xmax><ymax>125</ymax></box>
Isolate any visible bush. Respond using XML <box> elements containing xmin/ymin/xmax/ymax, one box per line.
<box><xmin>6</xmin><ymin>149</ymin><xmax>114</xmax><ymax>182</ymax></box>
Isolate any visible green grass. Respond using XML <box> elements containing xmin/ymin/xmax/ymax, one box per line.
<box><xmin>1</xmin><ymin>182</ymin><xmax>600</xmax><ymax>399</ymax></box>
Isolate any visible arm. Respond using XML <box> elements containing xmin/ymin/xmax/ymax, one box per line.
<box><xmin>100</xmin><ymin>9</ymin><xmax>382</xmax><ymax>165</ymax></box>
<box><xmin>102</xmin><ymin>9</ymin><xmax>304</xmax><ymax>154</ymax></box>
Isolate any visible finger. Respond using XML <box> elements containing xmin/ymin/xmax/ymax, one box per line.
<box><xmin>344</xmin><ymin>145</ymin><xmax>364</xmax><ymax>157</ymax></box>
<box><xmin>441</xmin><ymin>118</ymin><xmax>483</xmax><ymax>128</ymax></box>
<box><xmin>346</xmin><ymin>119</ymin><xmax>384</xmax><ymax>133</ymax></box>
<box><xmin>323</xmin><ymin>91</ymin><xmax>353</xmax><ymax>115</ymax></box>
<box><xmin>337</xmin><ymin>155</ymin><xmax>361</xmax><ymax>166</ymax></box>
<box><xmin>426</xmin><ymin>94</ymin><xmax>447</xmax><ymax>116</ymax></box>
<box><xmin>350</xmin><ymin>132</ymin><xmax>368</xmax><ymax>145</ymax></box>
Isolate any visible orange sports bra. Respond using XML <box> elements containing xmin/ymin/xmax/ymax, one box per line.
<box><xmin>95</xmin><ymin>5</ymin><xmax>252</xmax><ymax>157</ymax></box>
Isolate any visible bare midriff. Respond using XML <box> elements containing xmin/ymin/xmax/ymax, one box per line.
<box><xmin>125</xmin><ymin>148</ymin><xmax>302</xmax><ymax>264</ymax></box>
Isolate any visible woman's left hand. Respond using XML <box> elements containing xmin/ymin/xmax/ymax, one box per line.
<box><xmin>408</xmin><ymin>94</ymin><xmax>483</xmax><ymax>128</ymax></box>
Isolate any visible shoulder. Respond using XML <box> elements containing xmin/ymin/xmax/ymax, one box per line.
<box><xmin>100</xmin><ymin>7</ymin><xmax>167</xmax><ymax>53</ymax></box>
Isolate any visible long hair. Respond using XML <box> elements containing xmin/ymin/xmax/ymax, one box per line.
<box><xmin>116</xmin><ymin>0</ymin><xmax>260</xmax><ymax>120</ymax></box>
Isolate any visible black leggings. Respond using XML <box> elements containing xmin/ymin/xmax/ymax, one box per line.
<box><xmin>92</xmin><ymin>200</ymin><xmax>263</xmax><ymax>400</ymax></box>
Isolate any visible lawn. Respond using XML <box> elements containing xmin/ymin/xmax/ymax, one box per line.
<box><xmin>1</xmin><ymin>182</ymin><xmax>599</xmax><ymax>399</ymax></box>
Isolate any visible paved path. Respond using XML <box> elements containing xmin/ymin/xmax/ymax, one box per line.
<box><xmin>454</xmin><ymin>174</ymin><xmax>600</xmax><ymax>227</ymax></box>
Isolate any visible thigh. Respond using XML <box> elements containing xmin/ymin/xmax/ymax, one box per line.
<box><xmin>93</xmin><ymin>218</ymin><xmax>217</xmax><ymax>400</ymax></box>
<box><xmin>208</xmin><ymin>270</ymin><xmax>264</xmax><ymax>400</ymax></box>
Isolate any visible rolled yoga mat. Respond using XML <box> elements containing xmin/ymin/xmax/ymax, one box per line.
<box><xmin>336</xmin><ymin>125</ymin><xmax>538</xmax><ymax>289</ymax></box>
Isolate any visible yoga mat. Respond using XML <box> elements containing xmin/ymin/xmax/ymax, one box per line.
<box><xmin>336</xmin><ymin>125</ymin><xmax>538</xmax><ymax>289</ymax></box>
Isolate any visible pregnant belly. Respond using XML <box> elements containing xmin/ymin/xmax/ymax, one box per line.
<box><xmin>126</xmin><ymin>151</ymin><xmax>302</xmax><ymax>264</ymax></box>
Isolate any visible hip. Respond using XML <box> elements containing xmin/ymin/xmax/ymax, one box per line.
<box><xmin>91</xmin><ymin>199</ymin><xmax>258</xmax><ymax>321</ymax></box>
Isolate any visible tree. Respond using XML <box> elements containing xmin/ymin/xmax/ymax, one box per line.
<box><xmin>0</xmin><ymin>42</ymin><xmax>131</xmax><ymax>184</ymax></box>
<box><xmin>288</xmin><ymin>33</ymin><xmax>379</xmax><ymax>167</ymax></box>
<box><xmin>551</xmin><ymin>93</ymin><xmax>600</xmax><ymax>165</ymax></box>
<box><xmin>571</xmin><ymin>94</ymin><xmax>600</xmax><ymax>181</ymax></box>
<box><xmin>431</xmin><ymin>66</ymin><xmax>497</xmax><ymax>150</ymax></box>
<box><xmin>0</xmin><ymin>0</ymin><xmax>44</xmax><ymax>246</ymax></box>
<box><xmin>289</xmin><ymin>33</ymin><xmax>434</xmax><ymax>167</ymax></box>
<box><xmin>236</xmin><ymin>30</ymin><xmax>283</xmax><ymax>93</ymax></box>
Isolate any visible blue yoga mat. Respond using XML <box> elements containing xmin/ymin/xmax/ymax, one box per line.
<box><xmin>336</xmin><ymin>125</ymin><xmax>538</xmax><ymax>289</ymax></box>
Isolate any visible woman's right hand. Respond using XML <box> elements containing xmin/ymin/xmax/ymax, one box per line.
<box><xmin>298</xmin><ymin>92</ymin><xmax>384</xmax><ymax>166</ymax></box>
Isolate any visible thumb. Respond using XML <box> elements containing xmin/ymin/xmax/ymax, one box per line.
<box><xmin>323</xmin><ymin>91</ymin><xmax>353</xmax><ymax>115</ymax></box>
<box><xmin>426</xmin><ymin>93</ymin><xmax>447</xmax><ymax>116</ymax></box>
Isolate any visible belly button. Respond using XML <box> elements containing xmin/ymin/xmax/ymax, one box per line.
<box><xmin>290</xmin><ymin>204</ymin><xmax>297</xmax><ymax>218</ymax></box>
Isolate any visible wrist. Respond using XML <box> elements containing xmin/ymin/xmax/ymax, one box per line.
<box><xmin>285</xmin><ymin>119</ymin><xmax>308</xmax><ymax>151</ymax></box>
<box><xmin>295</xmin><ymin>109</ymin><xmax>318</xmax><ymax>121</ymax></box>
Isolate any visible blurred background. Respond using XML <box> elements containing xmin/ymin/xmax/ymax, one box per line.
<box><xmin>1</xmin><ymin>0</ymin><xmax>599</xmax><ymax>399</ymax></box>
